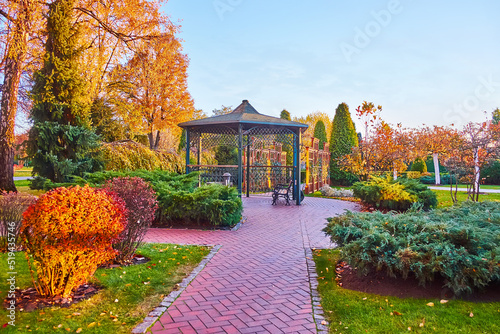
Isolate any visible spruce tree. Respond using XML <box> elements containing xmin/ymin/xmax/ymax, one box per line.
<box><xmin>280</xmin><ymin>109</ymin><xmax>291</xmax><ymax>121</ymax></box>
<box><xmin>329</xmin><ymin>103</ymin><xmax>358</xmax><ymax>185</ymax></box>
<box><xmin>313</xmin><ymin>120</ymin><xmax>328</xmax><ymax>150</ymax></box>
<box><xmin>28</xmin><ymin>0</ymin><xmax>101</xmax><ymax>183</ymax></box>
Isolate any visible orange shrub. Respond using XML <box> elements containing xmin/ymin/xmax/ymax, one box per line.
<box><xmin>21</xmin><ymin>185</ymin><xmax>127</xmax><ymax>298</ymax></box>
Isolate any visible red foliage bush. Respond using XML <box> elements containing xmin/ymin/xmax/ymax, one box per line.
<box><xmin>102</xmin><ymin>177</ymin><xmax>158</xmax><ymax>263</ymax></box>
<box><xmin>21</xmin><ymin>185</ymin><xmax>126</xmax><ymax>298</ymax></box>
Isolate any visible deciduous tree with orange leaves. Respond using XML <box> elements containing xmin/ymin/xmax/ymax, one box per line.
<box><xmin>413</xmin><ymin>125</ymin><xmax>460</xmax><ymax>184</ymax></box>
<box><xmin>107</xmin><ymin>33</ymin><xmax>195</xmax><ymax>150</ymax></box>
<box><xmin>0</xmin><ymin>0</ymin><xmax>184</xmax><ymax>190</ymax></box>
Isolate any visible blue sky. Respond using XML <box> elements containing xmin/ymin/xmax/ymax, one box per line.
<box><xmin>162</xmin><ymin>0</ymin><xmax>500</xmax><ymax>130</ymax></box>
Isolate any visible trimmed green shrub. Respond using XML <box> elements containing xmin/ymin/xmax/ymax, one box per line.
<box><xmin>482</xmin><ymin>160</ymin><xmax>500</xmax><ymax>185</ymax></box>
<box><xmin>330</xmin><ymin>103</ymin><xmax>359</xmax><ymax>185</ymax></box>
<box><xmin>419</xmin><ymin>173</ymin><xmax>457</xmax><ymax>185</ymax></box>
<box><xmin>323</xmin><ymin>201</ymin><xmax>500</xmax><ymax>295</ymax></box>
<box><xmin>214</xmin><ymin>145</ymin><xmax>238</xmax><ymax>165</ymax></box>
<box><xmin>159</xmin><ymin>184</ymin><xmax>242</xmax><ymax>227</ymax></box>
<box><xmin>410</xmin><ymin>157</ymin><xmax>427</xmax><ymax>173</ymax></box>
<box><xmin>313</xmin><ymin>120</ymin><xmax>328</xmax><ymax>150</ymax></box>
<box><xmin>353</xmin><ymin>176</ymin><xmax>437</xmax><ymax>211</ymax></box>
<box><xmin>29</xmin><ymin>170</ymin><xmax>242</xmax><ymax>227</ymax></box>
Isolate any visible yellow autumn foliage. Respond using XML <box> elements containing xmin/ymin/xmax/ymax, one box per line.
<box><xmin>101</xmin><ymin>140</ymin><xmax>183</xmax><ymax>173</ymax></box>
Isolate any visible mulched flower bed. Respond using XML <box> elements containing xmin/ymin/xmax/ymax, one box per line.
<box><xmin>335</xmin><ymin>261</ymin><xmax>500</xmax><ymax>302</ymax></box>
<box><xmin>3</xmin><ymin>254</ymin><xmax>151</xmax><ymax>312</ymax></box>
<box><xmin>3</xmin><ymin>283</ymin><xmax>101</xmax><ymax>312</ymax></box>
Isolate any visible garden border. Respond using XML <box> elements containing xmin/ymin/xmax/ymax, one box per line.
<box><xmin>132</xmin><ymin>244</ymin><xmax>222</xmax><ymax>333</ymax></box>
<box><xmin>300</xmin><ymin>219</ymin><xmax>330</xmax><ymax>333</ymax></box>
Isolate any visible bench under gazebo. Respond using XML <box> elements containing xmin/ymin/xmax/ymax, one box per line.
<box><xmin>178</xmin><ymin>100</ymin><xmax>308</xmax><ymax>205</ymax></box>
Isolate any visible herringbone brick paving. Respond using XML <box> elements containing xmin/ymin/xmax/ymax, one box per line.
<box><xmin>144</xmin><ymin>196</ymin><xmax>360</xmax><ymax>334</ymax></box>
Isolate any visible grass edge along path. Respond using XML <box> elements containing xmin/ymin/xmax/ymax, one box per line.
<box><xmin>0</xmin><ymin>243</ymin><xmax>210</xmax><ymax>333</ymax></box>
<box><xmin>313</xmin><ymin>249</ymin><xmax>500</xmax><ymax>334</ymax></box>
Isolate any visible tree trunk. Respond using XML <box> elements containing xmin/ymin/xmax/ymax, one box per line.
<box><xmin>154</xmin><ymin>130</ymin><xmax>161</xmax><ymax>150</ymax></box>
<box><xmin>0</xmin><ymin>54</ymin><xmax>24</xmax><ymax>193</ymax></box>
<box><xmin>433</xmin><ymin>153</ymin><xmax>440</xmax><ymax>185</ymax></box>
<box><xmin>148</xmin><ymin>130</ymin><xmax>161</xmax><ymax>150</ymax></box>
<box><xmin>147</xmin><ymin>132</ymin><xmax>154</xmax><ymax>150</ymax></box>
<box><xmin>473</xmin><ymin>147</ymin><xmax>480</xmax><ymax>201</ymax></box>
<box><xmin>0</xmin><ymin>0</ymin><xmax>32</xmax><ymax>192</ymax></box>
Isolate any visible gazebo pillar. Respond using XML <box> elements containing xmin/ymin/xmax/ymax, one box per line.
<box><xmin>294</xmin><ymin>129</ymin><xmax>302</xmax><ymax>205</ymax></box>
<box><xmin>185</xmin><ymin>129</ymin><xmax>190</xmax><ymax>174</ymax></box>
<box><xmin>246</xmin><ymin>134</ymin><xmax>251</xmax><ymax>197</ymax></box>
<box><xmin>237</xmin><ymin>124</ymin><xmax>243</xmax><ymax>197</ymax></box>
<box><xmin>197</xmin><ymin>134</ymin><xmax>202</xmax><ymax>165</ymax></box>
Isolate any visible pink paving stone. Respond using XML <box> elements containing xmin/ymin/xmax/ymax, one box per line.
<box><xmin>145</xmin><ymin>196</ymin><xmax>359</xmax><ymax>333</ymax></box>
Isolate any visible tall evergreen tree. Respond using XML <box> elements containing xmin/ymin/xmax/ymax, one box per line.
<box><xmin>280</xmin><ymin>109</ymin><xmax>293</xmax><ymax>165</ymax></box>
<box><xmin>492</xmin><ymin>108</ymin><xmax>500</xmax><ymax>125</ymax></box>
<box><xmin>280</xmin><ymin>109</ymin><xmax>291</xmax><ymax>121</ymax></box>
<box><xmin>329</xmin><ymin>103</ymin><xmax>359</xmax><ymax>185</ymax></box>
<box><xmin>313</xmin><ymin>120</ymin><xmax>328</xmax><ymax>150</ymax></box>
<box><xmin>27</xmin><ymin>0</ymin><xmax>101</xmax><ymax>183</ymax></box>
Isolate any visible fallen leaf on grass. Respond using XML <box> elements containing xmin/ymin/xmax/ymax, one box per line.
<box><xmin>469</xmin><ymin>312</ymin><xmax>474</xmax><ymax>317</ymax></box>
<box><xmin>76</xmin><ymin>328</ymin><xmax>82</xmax><ymax>333</ymax></box>
<box><xmin>393</xmin><ymin>311</ymin><xmax>402</xmax><ymax>316</ymax></box>
<box><xmin>426</xmin><ymin>302</ymin><xmax>434</xmax><ymax>307</ymax></box>
<box><xmin>440</xmin><ymin>299</ymin><xmax>448</xmax><ymax>304</ymax></box>
<box><xmin>87</xmin><ymin>322</ymin><xmax>96</xmax><ymax>328</ymax></box>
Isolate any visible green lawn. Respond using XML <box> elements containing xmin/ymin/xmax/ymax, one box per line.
<box><xmin>0</xmin><ymin>243</ymin><xmax>210</xmax><ymax>333</ymax></box>
<box><xmin>433</xmin><ymin>189</ymin><xmax>500</xmax><ymax>208</ymax></box>
<box><xmin>13</xmin><ymin>167</ymin><xmax>33</xmax><ymax>178</ymax></box>
<box><xmin>431</xmin><ymin>184</ymin><xmax>500</xmax><ymax>190</ymax></box>
<box><xmin>13</xmin><ymin>179</ymin><xmax>45</xmax><ymax>196</ymax></box>
<box><xmin>304</xmin><ymin>186</ymin><xmax>500</xmax><ymax>209</ymax></box>
<box><xmin>314</xmin><ymin>249</ymin><xmax>500</xmax><ymax>334</ymax></box>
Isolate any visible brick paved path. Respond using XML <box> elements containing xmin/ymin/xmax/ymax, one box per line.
<box><xmin>144</xmin><ymin>196</ymin><xmax>360</xmax><ymax>334</ymax></box>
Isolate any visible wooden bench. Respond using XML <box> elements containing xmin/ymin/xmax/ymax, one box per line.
<box><xmin>272</xmin><ymin>181</ymin><xmax>293</xmax><ymax>205</ymax></box>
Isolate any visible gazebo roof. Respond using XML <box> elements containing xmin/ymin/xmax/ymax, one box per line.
<box><xmin>178</xmin><ymin>100</ymin><xmax>308</xmax><ymax>132</ymax></box>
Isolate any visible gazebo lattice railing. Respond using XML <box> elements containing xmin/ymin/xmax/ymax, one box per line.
<box><xmin>179</xmin><ymin>100</ymin><xmax>308</xmax><ymax>204</ymax></box>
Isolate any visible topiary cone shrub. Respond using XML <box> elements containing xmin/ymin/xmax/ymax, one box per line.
<box><xmin>102</xmin><ymin>177</ymin><xmax>158</xmax><ymax>264</ymax></box>
<box><xmin>21</xmin><ymin>185</ymin><xmax>127</xmax><ymax>298</ymax></box>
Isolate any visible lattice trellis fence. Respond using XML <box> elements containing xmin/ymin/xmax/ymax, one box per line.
<box><xmin>187</xmin><ymin>126</ymin><xmax>297</xmax><ymax>196</ymax></box>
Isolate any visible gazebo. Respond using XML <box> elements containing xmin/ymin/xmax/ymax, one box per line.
<box><xmin>178</xmin><ymin>100</ymin><xmax>308</xmax><ymax>205</ymax></box>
